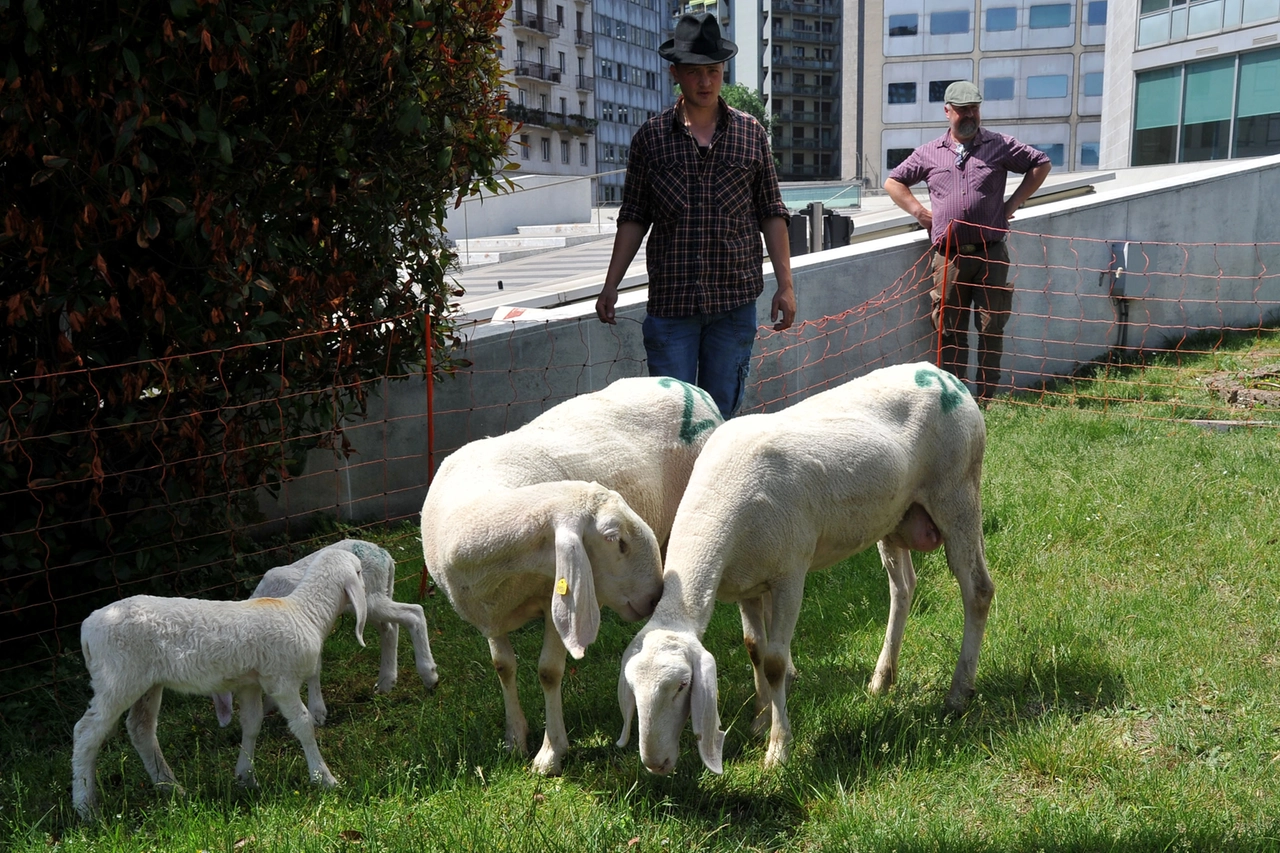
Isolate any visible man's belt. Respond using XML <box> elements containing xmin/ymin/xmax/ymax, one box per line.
<box><xmin>936</xmin><ymin>239</ymin><xmax>1003</xmax><ymax>257</ymax></box>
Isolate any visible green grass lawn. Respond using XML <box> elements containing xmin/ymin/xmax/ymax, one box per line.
<box><xmin>4</xmin><ymin>343</ymin><xmax>1280</xmax><ymax>852</ymax></box>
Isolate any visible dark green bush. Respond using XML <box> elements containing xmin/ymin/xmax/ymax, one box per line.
<box><xmin>0</xmin><ymin>0</ymin><xmax>513</xmax><ymax>655</ymax></box>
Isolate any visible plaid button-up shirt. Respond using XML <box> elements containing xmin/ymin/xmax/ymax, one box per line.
<box><xmin>618</xmin><ymin>98</ymin><xmax>789</xmax><ymax>318</ymax></box>
<box><xmin>888</xmin><ymin>127</ymin><xmax>1051</xmax><ymax>249</ymax></box>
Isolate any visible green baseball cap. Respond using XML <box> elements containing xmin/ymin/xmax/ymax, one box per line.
<box><xmin>944</xmin><ymin>81</ymin><xmax>983</xmax><ymax>105</ymax></box>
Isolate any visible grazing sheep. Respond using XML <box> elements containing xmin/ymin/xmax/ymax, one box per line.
<box><xmin>211</xmin><ymin>539</ymin><xmax>438</xmax><ymax>728</ymax></box>
<box><xmin>616</xmin><ymin>362</ymin><xmax>994</xmax><ymax>774</ymax></box>
<box><xmin>71</xmin><ymin>550</ymin><xmax>367</xmax><ymax>820</ymax></box>
<box><xmin>421</xmin><ymin>375</ymin><xmax>722</xmax><ymax>774</ymax></box>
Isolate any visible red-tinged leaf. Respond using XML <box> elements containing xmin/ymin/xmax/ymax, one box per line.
<box><xmin>42</xmin><ymin>155</ymin><xmax>68</xmax><ymax>168</ymax></box>
<box><xmin>31</xmin><ymin>170</ymin><xmax>53</xmax><ymax>185</ymax></box>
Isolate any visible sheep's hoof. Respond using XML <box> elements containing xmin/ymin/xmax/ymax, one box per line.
<box><xmin>750</xmin><ymin>707</ymin><xmax>772</xmax><ymax>737</ymax></box>
<box><xmin>531</xmin><ymin>746</ymin><xmax>564</xmax><ymax>776</ymax></box>
<box><xmin>868</xmin><ymin>670</ymin><xmax>894</xmax><ymax>695</ymax></box>
<box><xmin>504</xmin><ymin>724</ymin><xmax>530</xmax><ymax>757</ymax></box>
<box><xmin>375</xmin><ymin>676</ymin><xmax>397</xmax><ymax>695</ymax></box>
<box><xmin>418</xmin><ymin>668</ymin><xmax>440</xmax><ymax>692</ymax></box>
<box><xmin>156</xmin><ymin>780</ymin><xmax>186</xmax><ymax>799</ymax></box>
<box><xmin>314</xmin><ymin>772</ymin><xmax>340</xmax><ymax>789</ymax></box>
<box><xmin>943</xmin><ymin>688</ymin><xmax>974</xmax><ymax>715</ymax></box>
<box><xmin>236</xmin><ymin>773</ymin><xmax>259</xmax><ymax>790</ymax></box>
<box><xmin>762</xmin><ymin>744</ymin><xmax>790</xmax><ymax>770</ymax></box>
<box><xmin>310</xmin><ymin>708</ymin><xmax>328</xmax><ymax>727</ymax></box>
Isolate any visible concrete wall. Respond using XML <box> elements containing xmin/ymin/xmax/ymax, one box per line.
<box><xmin>442</xmin><ymin>173</ymin><xmax>594</xmax><ymax>241</ymax></box>
<box><xmin>264</xmin><ymin>155</ymin><xmax>1280</xmax><ymax>525</ymax></box>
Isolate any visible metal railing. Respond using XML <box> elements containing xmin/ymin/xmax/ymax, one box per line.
<box><xmin>513</xmin><ymin>60</ymin><xmax>563</xmax><ymax>83</ymax></box>
<box><xmin>511</xmin><ymin>13</ymin><xmax>563</xmax><ymax>37</ymax></box>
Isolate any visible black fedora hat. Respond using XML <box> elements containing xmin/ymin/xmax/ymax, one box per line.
<box><xmin>658</xmin><ymin>13</ymin><xmax>737</xmax><ymax>65</ymax></box>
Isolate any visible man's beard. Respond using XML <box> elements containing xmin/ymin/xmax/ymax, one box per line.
<box><xmin>957</xmin><ymin>117</ymin><xmax>978</xmax><ymax>138</ymax></box>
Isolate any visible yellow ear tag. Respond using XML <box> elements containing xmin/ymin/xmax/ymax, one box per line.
<box><xmin>556</xmin><ymin>578</ymin><xmax>569</xmax><ymax>595</ymax></box>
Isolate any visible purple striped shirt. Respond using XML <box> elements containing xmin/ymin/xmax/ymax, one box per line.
<box><xmin>888</xmin><ymin>128</ymin><xmax>1050</xmax><ymax>248</ymax></box>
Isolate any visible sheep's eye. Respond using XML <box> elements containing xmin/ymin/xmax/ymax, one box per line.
<box><xmin>618</xmin><ymin>538</ymin><xmax>629</xmax><ymax>555</ymax></box>
<box><xmin>676</xmin><ymin>679</ymin><xmax>689</xmax><ymax>694</ymax></box>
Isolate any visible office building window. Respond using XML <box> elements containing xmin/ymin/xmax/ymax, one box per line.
<box><xmin>1133</xmin><ymin>66</ymin><xmax>1181</xmax><ymax>165</ymax></box>
<box><xmin>929</xmin><ymin>80</ymin><xmax>960</xmax><ymax>102</ymax></box>
<box><xmin>561</xmin><ymin>141</ymin><xmax>570</xmax><ymax>163</ymax></box>
<box><xmin>580</xmin><ymin>142</ymin><xmax>588</xmax><ymax>166</ymax></box>
<box><xmin>889</xmin><ymin>13</ymin><xmax>918</xmax><ymax>35</ymax></box>
<box><xmin>1237</xmin><ymin>48</ymin><xmax>1280</xmax><ymax>158</ymax></box>
<box><xmin>1083</xmin><ymin>72</ymin><xmax>1104</xmax><ymax>97</ymax></box>
<box><xmin>1183</xmin><ymin>56</ymin><xmax>1235</xmax><ymax>161</ymax></box>
<box><xmin>1087</xmin><ymin>0</ymin><xmax>1107</xmax><ymax>24</ymax></box>
<box><xmin>1032</xmin><ymin>143</ymin><xmax>1065</xmax><ymax>165</ymax></box>
<box><xmin>888</xmin><ymin>82</ymin><xmax>918</xmax><ymax>104</ymax></box>
<box><xmin>599</xmin><ymin>59</ymin><xmax>613</xmax><ymax>78</ymax></box>
<box><xmin>1079</xmin><ymin>143</ymin><xmax>1100</xmax><ymax>166</ymax></box>
<box><xmin>986</xmin><ymin>6</ymin><xmax>1017</xmax><ymax>30</ymax></box>
<box><xmin>984</xmin><ymin>77</ymin><xmax>1015</xmax><ymax>100</ymax></box>
<box><xmin>1029</xmin><ymin>3</ymin><xmax>1071</xmax><ymax>28</ymax></box>
<box><xmin>930</xmin><ymin>10</ymin><xmax>970</xmax><ymax>34</ymax></box>
<box><xmin>1027</xmin><ymin>74</ymin><xmax>1069</xmax><ymax>98</ymax></box>
<box><xmin>887</xmin><ymin>148</ymin><xmax>914</xmax><ymax>169</ymax></box>
<box><xmin>541</xmin><ymin>138</ymin><xmax>551</xmax><ymax>161</ymax></box>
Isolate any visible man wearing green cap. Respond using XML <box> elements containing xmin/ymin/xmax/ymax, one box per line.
<box><xmin>883</xmin><ymin>80</ymin><xmax>1051</xmax><ymax>402</ymax></box>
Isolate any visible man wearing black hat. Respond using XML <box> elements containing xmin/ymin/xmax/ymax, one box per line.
<box><xmin>884</xmin><ymin>81</ymin><xmax>1051</xmax><ymax>403</ymax></box>
<box><xmin>595</xmin><ymin>13</ymin><xmax>794</xmax><ymax>420</ymax></box>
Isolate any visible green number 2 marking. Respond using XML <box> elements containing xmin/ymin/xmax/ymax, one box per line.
<box><xmin>913</xmin><ymin>367</ymin><xmax>969</xmax><ymax>413</ymax></box>
<box><xmin>657</xmin><ymin>377</ymin><xmax>721</xmax><ymax>444</ymax></box>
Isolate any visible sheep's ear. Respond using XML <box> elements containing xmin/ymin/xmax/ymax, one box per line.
<box><xmin>345</xmin><ymin>572</ymin><xmax>367</xmax><ymax>648</ymax></box>
<box><xmin>690</xmin><ymin>643</ymin><xmax>725</xmax><ymax>774</ymax></box>
<box><xmin>616</xmin><ymin>650</ymin><xmax>637</xmax><ymax>747</ymax></box>
<box><xmin>550</xmin><ymin>519</ymin><xmax>599</xmax><ymax>659</ymax></box>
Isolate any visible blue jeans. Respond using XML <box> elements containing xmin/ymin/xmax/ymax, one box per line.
<box><xmin>642</xmin><ymin>302</ymin><xmax>758</xmax><ymax>419</ymax></box>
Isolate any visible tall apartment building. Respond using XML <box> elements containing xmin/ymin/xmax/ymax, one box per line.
<box><xmin>1099</xmin><ymin>0</ymin><xmax>1280</xmax><ymax>167</ymax></box>
<box><xmin>765</xmin><ymin>0</ymin><xmax>845</xmax><ymax>180</ymax></box>
<box><xmin>593</xmin><ymin>0</ymin><xmax>670</xmax><ymax>202</ymax></box>
<box><xmin>497</xmin><ymin>0</ymin><xmax>599</xmax><ymax>183</ymax></box>
<box><xmin>841</xmin><ymin>0</ymin><xmax>1108</xmax><ymax>187</ymax></box>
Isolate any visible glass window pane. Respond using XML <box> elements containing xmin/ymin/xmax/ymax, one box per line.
<box><xmin>1029</xmin><ymin>3</ymin><xmax>1072</xmax><ymax>27</ymax></box>
<box><xmin>930</xmin><ymin>10</ymin><xmax>971</xmax><ymax>34</ymax></box>
<box><xmin>1027</xmin><ymin>74</ymin><xmax>1069</xmax><ymax>98</ymax></box>
<box><xmin>1087</xmin><ymin>0</ymin><xmax>1108</xmax><ymax>23</ymax></box>
<box><xmin>984</xmin><ymin>77</ymin><xmax>1016</xmax><ymax>100</ymax></box>
<box><xmin>1242</xmin><ymin>0</ymin><xmax>1280</xmax><ymax>23</ymax></box>
<box><xmin>1080</xmin><ymin>143</ymin><xmax>1100</xmax><ymax>166</ymax></box>
<box><xmin>1083</xmin><ymin>72</ymin><xmax>1104</xmax><ymax>97</ymax></box>
<box><xmin>1140</xmin><ymin>0</ymin><xmax>1169</xmax><ymax>12</ymax></box>
<box><xmin>930</xmin><ymin>80</ymin><xmax>961</xmax><ymax>102</ymax></box>
<box><xmin>1237</xmin><ymin>46</ymin><xmax>1280</xmax><ymax>118</ymax></box>
<box><xmin>1032</xmin><ymin>143</ymin><xmax>1065</xmax><ymax>165</ymax></box>
<box><xmin>889</xmin><ymin>14</ymin><xmax>919</xmax><ymax>35</ymax></box>
<box><xmin>1183</xmin><ymin>56</ymin><xmax>1235</xmax><ymax>123</ymax></box>
<box><xmin>1134</xmin><ymin>66</ymin><xmax>1183</xmax><ymax>130</ymax></box>
<box><xmin>986</xmin><ymin>6</ymin><xmax>1018</xmax><ymax>29</ymax></box>
<box><xmin>888</xmin><ymin>82</ymin><xmax>918</xmax><ymax>103</ymax></box>
<box><xmin>887</xmin><ymin>148</ymin><xmax>914</xmax><ymax>169</ymax></box>
<box><xmin>1187</xmin><ymin>0</ymin><xmax>1224</xmax><ymax>34</ymax></box>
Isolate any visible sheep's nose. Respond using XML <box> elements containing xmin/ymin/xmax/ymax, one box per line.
<box><xmin>645</xmin><ymin>757</ymin><xmax>674</xmax><ymax>775</ymax></box>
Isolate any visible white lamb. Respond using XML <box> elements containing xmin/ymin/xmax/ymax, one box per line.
<box><xmin>210</xmin><ymin>539</ymin><xmax>438</xmax><ymax>727</ymax></box>
<box><xmin>616</xmin><ymin>362</ymin><xmax>995</xmax><ymax>774</ymax></box>
<box><xmin>421</xmin><ymin>375</ymin><xmax>723</xmax><ymax>775</ymax></box>
<box><xmin>71</xmin><ymin>549</ymin><xmax>368</xmax><ymax>820</ymax></box>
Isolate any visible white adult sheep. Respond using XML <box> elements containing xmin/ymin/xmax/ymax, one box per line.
<box><xmin>71</xmin><ymin>549</ymin><xmax>367</xmax><ymax>820</ymax></box>
<box><xmin>421</xmin><ymin>375</ymin><xmax>723</xmax><ymax>775</ymax></box>
<box><xmin>210</xmin><ymin>539</ymin><xmax>438</xmax><ymax>728</ymax></box>
<box><xmin>616</xmin><ymin>362</ymin><xmax>994</xmax><ymax>774</ymax></box>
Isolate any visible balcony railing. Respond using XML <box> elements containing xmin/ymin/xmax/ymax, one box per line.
<box><xmin>513</xmin><ymin>60</ymin><xmax>563</xmax><ymax>84</ymax></box>
<box><xmin>770</xmin><ymin>56</ymin><xmax>838</xmax><ymax>71</ymax></box>
<box><xmin>771</xmin><ymin>0</ymin><xmax>840</xmax><ymax>14</ymax></box>
<box><xmin>770</xmin><ymin>83</ymin><xmax>839</xmax><ymax>97</ymax></box>
<box><xmin>575</xmin><ymin>74</ymin><xmax>595</xmax><ymax>91</ymax></box>
<box><xmin>504</xmin><ymin>104</ymin><xmax>597</xmax><ymax>135</ymax></box>
<box><xmin>511</xmin><ymin>13</ymin><xmax>563</xmax><ymax>37</ymax></box>
<box><xmin>574</xmin><ymin>29</ymin><xmax>594</xmax><ymax>47</ymax></box>
<box><xmin>771</xmin><ymin>27</ymin><xmax>840</xmax><ymax>43</ymax></box>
